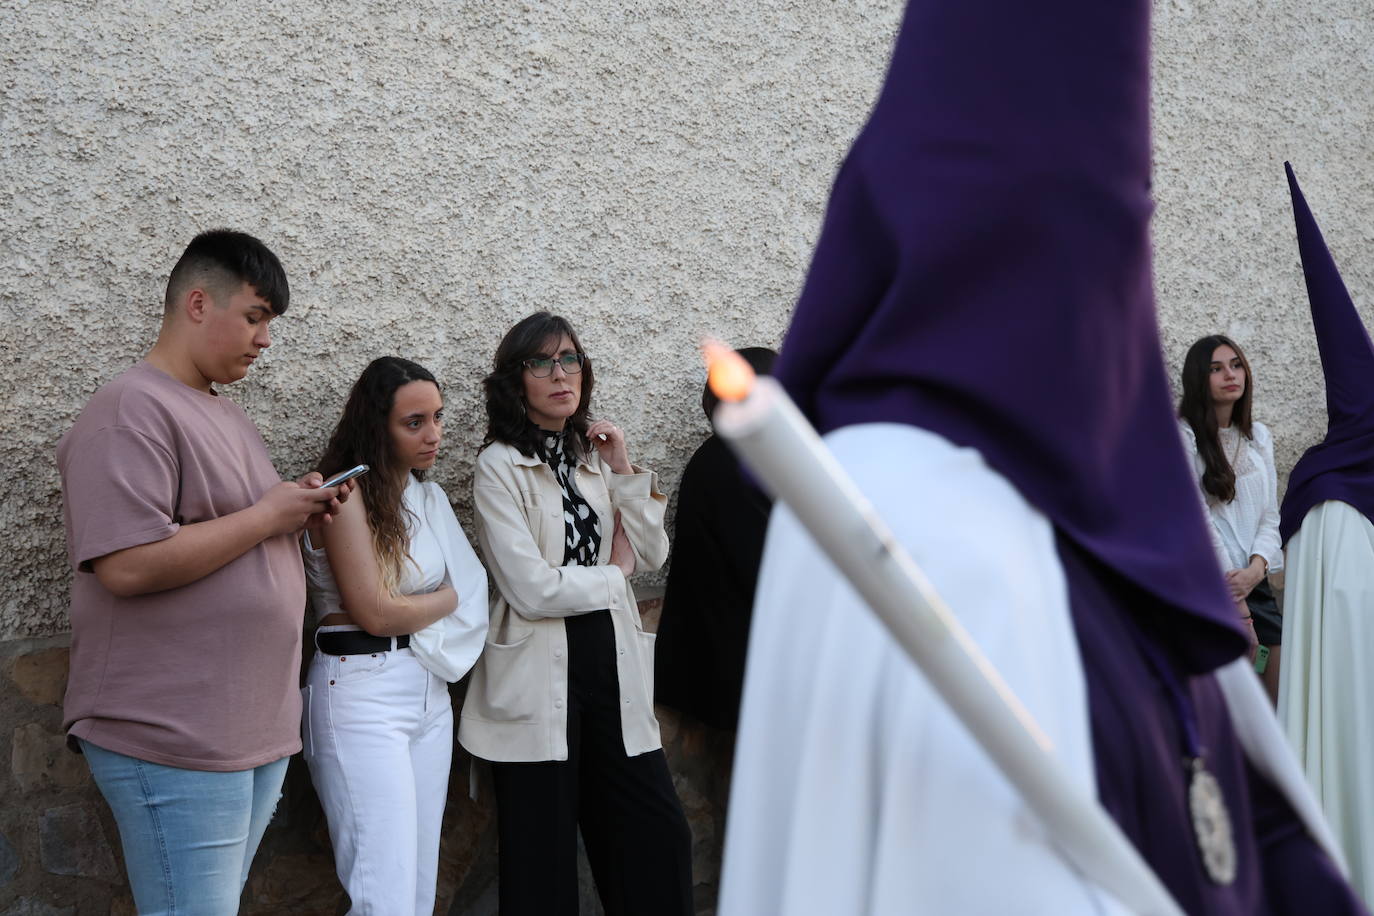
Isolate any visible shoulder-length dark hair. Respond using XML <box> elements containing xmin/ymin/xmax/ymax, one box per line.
<box><xmin>483</xmin><ymin>312</ymin><xmax>596</xmax><ymax>459</ymax></box>
<box><xmin>317</xmin><ymin>356</ymin><xmax>439</xmax><ymax>593</ymax></box>
<box><xmin>1179</xmin><ymin>334</ymin><xmax>1254</xmax><ymax>504</ymax></box>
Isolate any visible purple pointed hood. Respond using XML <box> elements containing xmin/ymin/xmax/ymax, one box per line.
<box><xmin>773</xmin><ymin>0</ymin><xmax>1244</xmax><ymax>669</ymax></box>
<box><xmin>1278</xmin><ymin>162</ymin><xmax>1374</xmax><ymax>542</ymax></box>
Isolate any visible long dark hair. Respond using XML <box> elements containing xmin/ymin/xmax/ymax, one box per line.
<box><xmin>1179</xmin><ymin>334</ymin><xmax>1254</xmax><ymax>504</ymax></box>
<box><xmin>482</xmin><ymin>312</ymin><xmax>596</xmax><ymax>459</ymax></box>
<box><xmin>702</xmin><ymin>346</ymin><xmax>778</xmax><ymax>422</ymax></box>
<box><xmin>317</xmin><ymin>356</ymin><xmax>439</xmax><ymax>593</ymax></box>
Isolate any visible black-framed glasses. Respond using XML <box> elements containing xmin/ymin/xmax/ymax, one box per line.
<box><xmin>522</xmin><ymin>353</ymin><xmax>586</xmax><ymax>378</ymax></box>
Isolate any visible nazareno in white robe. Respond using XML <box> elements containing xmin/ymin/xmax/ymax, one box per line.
<box><xmin>1279</xmin><ymin>499</ymin><xmax>1374</xmax><ymax>905</ymax></box>
<box><xmin>718</xmin><ymin>423</ymin><xmax>1341</xmax><ymax>915</ymax></box>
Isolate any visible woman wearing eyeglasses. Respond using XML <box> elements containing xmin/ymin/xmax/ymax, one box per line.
<box><xmin>458</xmin><ymin>312</ymin><xmax>692</xmax><ymax>916</ymax></box>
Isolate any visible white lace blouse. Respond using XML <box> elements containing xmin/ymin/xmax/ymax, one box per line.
<box><xmin>1179</xmin><ymin>419</ymin><xmax>1284</xmax><ymax>575</ymax></box>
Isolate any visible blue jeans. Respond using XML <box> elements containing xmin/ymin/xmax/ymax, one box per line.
<box><xmin>80</xmin><ymin>739</ymin><xmax>288</xmax><ymax>915</ymax></box>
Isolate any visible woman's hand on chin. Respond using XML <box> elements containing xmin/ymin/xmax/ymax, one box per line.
<box><xmin>587</xmin><ymin>419</ymin><xmax>632</xmax><ymax>474</ymax></box>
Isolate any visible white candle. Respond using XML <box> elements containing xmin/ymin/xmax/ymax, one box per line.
<box><xmin>707</xmin><ymin>347</ymin><xmax>1182</xmax><ymax>916</ymax></box>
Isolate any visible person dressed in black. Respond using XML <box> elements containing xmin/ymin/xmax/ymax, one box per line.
<box><xmin>655</xmin><ymin>346</ymin><xmax>778</xmax><ymax>731</ymax></box>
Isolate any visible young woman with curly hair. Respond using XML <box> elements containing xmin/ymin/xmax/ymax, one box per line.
<box><xmin>301</xmin><ymin>356</ymin><xmax>488</xmax><ymax>914</ymax></box>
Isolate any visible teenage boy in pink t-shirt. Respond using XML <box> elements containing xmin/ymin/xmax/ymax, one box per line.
<box><xmin>57</xmin><ymin>230</ymin><xmax>346</xmax><ymax>912</ymax></box>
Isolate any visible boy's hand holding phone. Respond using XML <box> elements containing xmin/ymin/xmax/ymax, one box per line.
<box><xmin>256</xmin><ymin>480</ymin><xmax>341</xmax><ymax>537</ymax></box>
<box><xmin>298</xmin><ymin>464</ymin><xmax>368</xmax><ymax>532</ymax></box>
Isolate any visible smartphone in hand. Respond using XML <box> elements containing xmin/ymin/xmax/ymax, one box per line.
<box><xmin>321</xmin><ymin>464</ymin><xmax>369</xmax><ymax>488</ymax></box>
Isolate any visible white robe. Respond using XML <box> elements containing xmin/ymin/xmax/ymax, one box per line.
<box><xmin>1279</xmin><ymin>499</ymin><xmax>1374</xmax><ymax>905</ymax></box>
<box><xmin>719</xmin><ymin>423</ymin><xmax>1342</xmax><ymax>915</ymax></box>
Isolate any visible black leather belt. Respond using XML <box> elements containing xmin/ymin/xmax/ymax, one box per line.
<box><xmin>316</xmin><ymin>631</ymin><xmax>410</xmax><ymax>656</ymax></box>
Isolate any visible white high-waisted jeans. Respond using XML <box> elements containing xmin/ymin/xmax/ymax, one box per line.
<box><xmin>303</xmin><ymin>626</ymin><xmax>453</xmax><ymax>915</ymax></box>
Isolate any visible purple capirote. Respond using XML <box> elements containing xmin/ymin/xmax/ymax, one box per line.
<box><xmin>773</xmin><ymin>0</ymin><xmax>1244</xmax><ymax>672</ymax></box>
<box><xmin>1278</xmin><ymin>162</ymin><xmax>1374</xmax><ymax>544</ymax></box>
<box><xmin>770</xmin><ymin>0</ymin><xmax>1365</xmax><ymax>911</ymax></box>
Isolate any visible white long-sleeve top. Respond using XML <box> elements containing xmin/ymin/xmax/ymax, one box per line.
<box><xmin>301</xmin><ymin>475</ymin><xmax>489</xmax><ymax>683</ymax></box>
<box><xmin>1179</xmin><ymin>419</ymin><xmax>1284</xmax><ymax>574</ymax></box>
<box><xmin>303</xmin><ymin>477</ymin><xmax>447</xmax><ymax>626</ymax></box>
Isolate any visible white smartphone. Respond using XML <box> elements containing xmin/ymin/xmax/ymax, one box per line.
<box><xmin>321</xmin><ymin>464</ymin><xmax>369</xmax><ymax>488</ymax></box>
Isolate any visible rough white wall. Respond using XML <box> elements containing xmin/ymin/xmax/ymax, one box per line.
<box><xmin>2</xmin><ymin>1</ymin><xmax>1371</xmax><ymax>639</ymax></box>
<box><xmin>1152</xmin><ymin>1</ymin><xmax>1374</xmax><ymax>481</ymax></box>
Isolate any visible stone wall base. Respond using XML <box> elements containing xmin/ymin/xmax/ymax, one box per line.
<box><xmin>1</xmin><ymin>595</ymin><xmax>731</xmax><ymax>915</ymax></box>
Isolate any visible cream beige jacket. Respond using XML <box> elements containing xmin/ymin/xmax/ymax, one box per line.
<box><xmin>457</xmin><ymin>440</ymin><xmax>670</xmax><ymax>762</ymax></box>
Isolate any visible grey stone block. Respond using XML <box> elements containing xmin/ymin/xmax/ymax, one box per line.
<box><xmin>5</xmin><ymin>648</ymin><xmax>71</xmax><ymax>707</ymax></box>
<box><xmin>0</xmin><ymin>897</ymin><xmax>76</xmax><ymax>916</ymax></box>
<box><xmin>12</xmin><ymin>723</ymin><xmax>89</xmax><ymax>792</ymax></box>
<box><xmin>0</xmin><ymin>829</ymin><xmax>18</xmax><ymax>887</ymax></box>
<box><xmin>38</xmin><ymin>804</ymin><xmax>117</xmax><ymax>879</ymax></box>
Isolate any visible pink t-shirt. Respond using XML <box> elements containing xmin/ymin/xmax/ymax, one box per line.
<box><xmin>58</xmin><ymin>362</ymin><xmax>306</xmax><ymax>771</ymax></box>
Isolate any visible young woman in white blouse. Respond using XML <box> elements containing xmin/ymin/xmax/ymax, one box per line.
<box><xmin>302</xmin><ymin>357</ymin><xmax>488</xmax><ymax>915</ymax></box>
<box><xmin>1179</xmin><ymin>335</ymin><xmax>1285</xmax><ymax>701</ymax></box>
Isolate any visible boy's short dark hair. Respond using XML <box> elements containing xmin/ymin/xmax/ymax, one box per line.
<box><xmin>164</xmin><ymin>230</ymin><xmax>290</xmax><ymax>315</ymax></box>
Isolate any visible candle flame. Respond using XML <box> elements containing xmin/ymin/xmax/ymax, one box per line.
<box><xmin>703</xmin><ymin>339</ymin><xmax>756</xmax><ymax>403</ymax></box>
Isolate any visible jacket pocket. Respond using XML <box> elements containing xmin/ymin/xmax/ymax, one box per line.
<box><xmin>637</xmin><ymin>629</ymin><xmax>657</xmax><ymax>697</ymax></box>
<box><xmin>470</xmin><ymin>631</ymin><xmax>539</xmax><ymax>723</ymax></box>
<box><xmin>519</xmin><ymin>490</ymin><xmax>544</xmax><ymax>547</ymax></box>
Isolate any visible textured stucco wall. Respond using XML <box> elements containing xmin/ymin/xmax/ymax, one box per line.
<box><xmin>2</xmin><ymin>0</ymin><xmax>1372</xmax><ymax>640</ymax></box>
<box><xmin>1153</xmin><ymin>1</ymin><xmax>1374</xmax><ymax>485</ymax></box>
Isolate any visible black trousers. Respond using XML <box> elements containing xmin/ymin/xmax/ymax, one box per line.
<box><xmin>490</xmin><ymin>610</ymin><xmax>693</xmax><ymax>916</ymax></box>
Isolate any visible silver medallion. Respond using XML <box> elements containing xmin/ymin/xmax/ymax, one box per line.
<box><xmin>1188</xmin><ymin>758</ymin><xmax>1236</xmax><ymax>885</ymax></box>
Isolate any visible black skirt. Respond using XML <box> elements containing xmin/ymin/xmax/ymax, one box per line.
<box><xmin>1246</xmin><ymin>579</ymin><xmax>1283</xmax><ymax>646</ymax></box>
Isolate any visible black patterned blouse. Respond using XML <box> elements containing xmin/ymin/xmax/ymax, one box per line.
<box><xmin>538</xmin><ymin>429</ymin><xmax>603</xmax><ymax>567</ymax></box>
